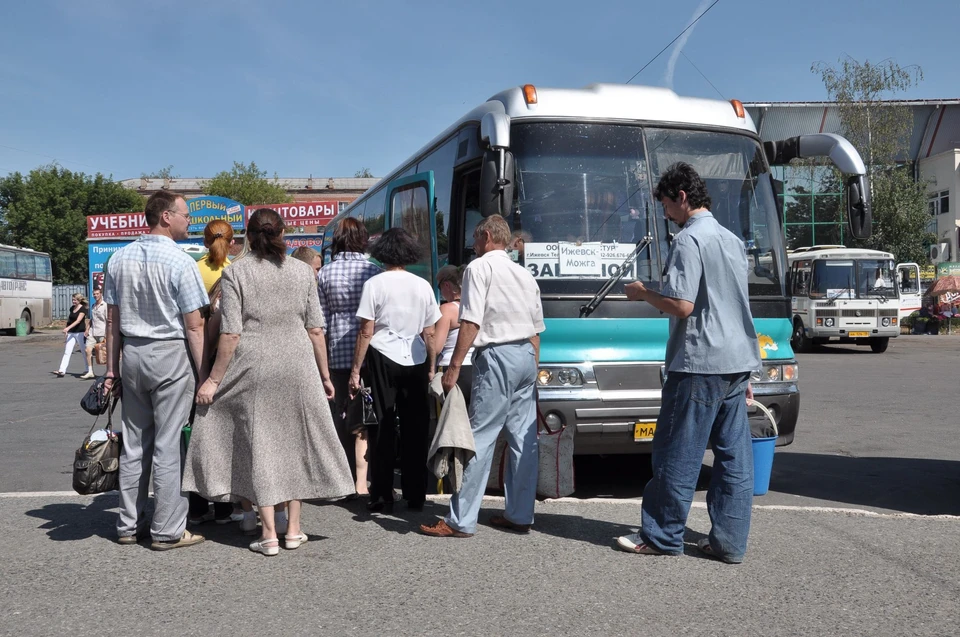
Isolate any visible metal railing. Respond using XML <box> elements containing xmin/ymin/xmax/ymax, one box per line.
<box><xmin>52</xmin><ymin>284</ymin><xmax>86</xmax><ymax>319</ymax></box>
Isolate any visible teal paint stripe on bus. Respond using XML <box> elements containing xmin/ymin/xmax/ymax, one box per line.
<box><xmin>538</xmin><ymin>316</ymin><xmax>794</xmax><ymax>364</ymax></box>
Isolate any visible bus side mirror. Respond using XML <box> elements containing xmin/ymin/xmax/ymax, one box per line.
<box><xmin>846</xmin><ymin>175</ymin><xmax>872</xmax><ymax>239</ymax></box>
<box><xmin>480</xmin><ymin>148</ymin><xmax>515</xmax><ymax>218</ymax></box>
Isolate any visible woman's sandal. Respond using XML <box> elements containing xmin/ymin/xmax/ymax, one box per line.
<box><xmin>249</xmin><ymin>537</ymin><xmax>280</xmax><ymax>556</ymax></box>
<box><xmin>284</xmin><ymin>533</ymin><xmax>308</xmax><ymax>550</ymax></box>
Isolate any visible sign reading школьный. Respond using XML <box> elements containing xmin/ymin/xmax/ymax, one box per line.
<box><xmin>186</xmin><ymin>196</ymin><xmax>245</xmax><ymax>234</ymax></box>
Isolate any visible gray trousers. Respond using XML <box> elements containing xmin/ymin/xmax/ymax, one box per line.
<box><xmin>117</xmin><ymin>338</ymin><xmax>195</xmax><ymax>541</ymax></box>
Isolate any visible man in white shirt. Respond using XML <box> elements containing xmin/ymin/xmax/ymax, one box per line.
<box><xmin>421</xmin><ymin>215</ymin><xmax>545</xmax><ymax>538</ymax></box>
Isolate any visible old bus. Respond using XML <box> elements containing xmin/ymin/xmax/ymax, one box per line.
<box><xmin>0</xmin><ymin>244</ymin><xmax>53</xmax><ymax>333</ymax></box>
<box><xmin>322</xmin><ymin>83</ymin><xmax>872</xmax><ymax>453</ymax></box>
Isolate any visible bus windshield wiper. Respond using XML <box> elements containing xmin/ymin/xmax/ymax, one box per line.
<box><xmin>827</xmin><ymin>285</ymin><xmax>852</xmax><ymax>303</ymax></box>
<box><xmin>580</xmin><ymin>235</ymin><xmax>652</xmax><ymax>318</ymax></box>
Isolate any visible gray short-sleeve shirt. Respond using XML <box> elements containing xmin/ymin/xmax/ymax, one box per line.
<box><xmin>660</xmin><ymin>211</ymin><xmax>761</xmax><ymax>374</ymax></box>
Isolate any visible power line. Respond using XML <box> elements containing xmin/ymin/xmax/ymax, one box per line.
<box><xmin>626</xmin><ymin>0</ymin><xmax>722</xmax><ymax>85</ymax></box>
<box><xmin>681</xmin><ymin>51</ymin><xmax>725</xmax><ymax>99</ymax></box>
<box><xmin>0</xmin><ymin>143</ymin><xmax>114</xmax><ymax>174</ymax></box>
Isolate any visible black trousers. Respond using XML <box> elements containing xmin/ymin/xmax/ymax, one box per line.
<box><xmin>366</xmin><ymin>347</ymin><xmax>430</xmax><ymax>504</ymax></box>
<box><xmin>330</xmin><ymin>368</ymin><xmax>371</xmax><ymax>481</ymax></box>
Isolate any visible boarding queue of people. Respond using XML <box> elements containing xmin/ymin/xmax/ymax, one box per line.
<box><xmin>101</xmin><ymin>163</ymin><xmax>760</xmax><ymax>564</ymax></box>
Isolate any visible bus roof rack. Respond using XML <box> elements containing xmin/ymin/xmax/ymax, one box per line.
<box><xmin>790</xmin><ymin>245</ymin><xmax>846</xmax><ymax>253</ymax></box>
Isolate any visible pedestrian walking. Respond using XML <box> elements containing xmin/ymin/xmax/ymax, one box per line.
<box><xmin>420</xmin><ymin>215</ymin><xmax>544</xmax><ymax>538</ymax></box>
<box><xmin>318</xmin><ymin>218</ymin><xmax>382</xmax><ymax>496</ymax></box>
<box><xmin>81</xmin><ymin>288</ymin><xmax>106</xmax><ymax>379</ymax></box>
<box><xmin>348</xmin><ymin>228</ymin><xmax>440</xmax><ymax>513</ymax></box>
<box><xmin>184</xmin><ymin>208</ymin><xmax>354</xmax><ymax>556</ymax></box>
<box><xmin>102</xmin><ymin>191</ymin><xmax>208</xmax><ymax>551</ymax></box>
<box><xmin>617</xmin><ymin>162</ymin><xmax>760</xmax><ymax>564</ymax></box>
<box><xmin>52</xmin><ymin>293</ymin><xmax>89</xmax><ymax>378</ymax></box>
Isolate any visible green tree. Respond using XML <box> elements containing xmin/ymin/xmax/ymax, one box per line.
<box><xmin>204</xmin><ymin>161</ymin><xmax>292</xmax><ymax>205</ymax></box>
<box><xmin>0</xmin><ymin>165</ymin><xmax>144</xmax><ymax>283</ymax></box>
<box><xmin>354</xmin><ymin>167</ymin><xmax>374</xmax><ymax>178</ymax></box>
<box><xmin>141</xmin><ymin>165</ymin><xmax>179</xmax><ymax>179</ymax></box>
<box><xmin>812</xmin><ymin>56</ymin><xmax>933</xmax><ymax>263</ymax></box>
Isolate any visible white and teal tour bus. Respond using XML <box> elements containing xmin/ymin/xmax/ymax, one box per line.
<box><xmin>0</xmin><ymin>243</ymin><xmax>53</xmax><ymax>334</ymax></box>
<box><xmin>322</xmin><ymin>83</ymin><xmax>872</xmax><ymax>454</ymax></box>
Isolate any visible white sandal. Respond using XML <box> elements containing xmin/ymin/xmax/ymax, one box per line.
<box><xmin>284</xmin><ymin>533</ymin><xmax>307</xmax><ymax>550</ymax></box>
<box><xmin>249</xmin><ymin>537</ymin><xmax>279</xmax><ymax>556</ymax></box>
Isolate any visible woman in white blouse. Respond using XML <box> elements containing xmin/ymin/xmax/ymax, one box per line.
<box><xmin>349</xmin><ymin>228</ymin><xmax>440</xmax><ymax>513</ymax></box>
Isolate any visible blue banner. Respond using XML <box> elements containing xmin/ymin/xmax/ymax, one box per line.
<box><xmin>186</xmin><ymin>196</ymin><xmax>245</xmax><ymax>234</ymax></box>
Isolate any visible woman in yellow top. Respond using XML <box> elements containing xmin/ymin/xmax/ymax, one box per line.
<box><xmin>197</xmin><ymin>219</ymin><xmax>234</xmax><ymax>293</ymax></box>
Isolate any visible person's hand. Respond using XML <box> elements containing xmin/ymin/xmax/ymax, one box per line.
<box><xmin>195</xmin><ymin>379</ymin><xmax>219</xmax><ymax>405</ymax></box>
<box><xmin>441</xmin><ymin>366</ymin><xmax>459</xmax><ymax>395</ymax></box>
<box><xmin>323</xmin><ymin>377</ymin><xmax>335</xmax><ymax>401</ymax></box>
<box><xmin>348</xmin><ymin>371</ymin><xmax>361</xmax><ymax>399</ymax></box>
<box><xmin>428</xmin><ymin>369</ymin><xmax>435</xmax><ymax>382</ymax></box>
<box><xmin>746</xmin><ymin>382</ymin><xmax>754</xmax><ymax>403</ymax></box>
<box><xmin>624</xmin><ymin>281</ymin><xmax>648</xmax><ymax>302</ymax></box>
<box><xmin>103</xmin><ymin>376</ymin><xmax>122</xmax><ymax>399</ymax></box>
<box><xmin>62</xmin><ymin>327</ymin><xmax>68</xmax><ymax>335</ymax></box>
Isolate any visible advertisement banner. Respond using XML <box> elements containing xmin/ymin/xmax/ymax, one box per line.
<box><xmin>284</xmin><ymin>235</ymin><xmax>325</xmax><ymax>252</ymax></box>
<box><xmin>88</xmin><ymin>239</ymin><xmax>204</xmax><ymax>298</ymax></box>
<box><xmin>249</xmin><ymin>201</ymin><xmax>339</xmax><ymax>227</ymax></box>
<box><xmin>523</xmin><ymin>242</ymin><xmax>638</xmax><ymax>280</ymax></box>
<box><xmin>86</xmin><ymin>212</ymin><xmax>150</xmax><ymax>239</ymax></box>
<box><xmin>187</xmin><ymin>196</ymin><xmax>245</xmax><ymax>233</ymax></box>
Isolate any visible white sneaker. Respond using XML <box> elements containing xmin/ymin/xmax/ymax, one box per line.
<box><xmin>240</xmin><ymin>511</ymin><xmax>258</xmax><ymax>536</ymax></box>
<box><xmin>79</xmin><ymin>371</ymin><xmax>96</xmax><ymax>380</ymax></box>
<box><xmin>275</xmin><ymin>511</ymin><xmax>288</xmax><ymax>536</ymax></box>
<box><xmin>615</xmin><ymin>533</ymin><xmax>664</xmax><ymax>555</ymax></box>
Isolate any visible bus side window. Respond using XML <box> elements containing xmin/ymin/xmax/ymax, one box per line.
<box><xmin>417</xmin><ymin>137</ymin><xmax>457</xmax><ymax>267</ymax></box>
<box><xmin>36</xmin><ymin>255</ymin><xmax>52</xmax><ymax>282</ymax></box>
<box><xmin>454</xmin><ymin>170</ymin><xmax>482</xmax><ymax>263</ymax></box>
<box><xmin>0</xmin><ymin>250</ymin><xmax>15</xmax><ymax>278</ymax></box>
<box><xmin>364</xmin><ymin>188</ymin><xmax>387</xmax><ymax>243</ymax></box>
<box><xmin>15</xmin><ymin>253</ymin><xmax>36</xmax><ymax>280</ymax></box>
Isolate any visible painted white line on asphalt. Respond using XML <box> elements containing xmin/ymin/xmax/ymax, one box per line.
<box><xmin>3</xmin><ymin>491</ymin><xmax>959</xmax><ymax>521</ymax></box>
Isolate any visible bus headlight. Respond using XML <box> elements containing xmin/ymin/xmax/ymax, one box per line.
<box><xmin>824</xmin><ymin>317</ymin><xmax>835</xmax><ymax>327</ymax></box>
<box><xmin>751</xmin><ymin>363</ymin><xmax>797</xmax><ymax>384</ymax></box>
<box><xmin>881</xmin><ymin>317</ymin><xmax>891</xmax><ymax>327</ymax></box>
<box><xmin>537</xmin><ymin>370</ymin><xmax>554</xmax><ymax>386</ymax></box>
<box><xmin>557</xmin><ymin>369</ymin><xmax>583</xmax><ymax>386</ymax></box>
<box><xmin>537</xmin><ymin>368</ymin><xmax>583</xmax><ymax>387</ymax></box>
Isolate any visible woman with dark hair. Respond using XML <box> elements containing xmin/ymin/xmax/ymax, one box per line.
<box><xmin>184</xmin><ymin>208</ymin><xmax>354</xmax><ymax>556</ymax></box>
<box><xmin>318</xmin><ymin>217</ymin><xmax>382</xmax><ymax>495</ymax></box>
<box><xmin>433</xmin><ymin>265</ymin><xmax>474</xmax><ymax>403</ymax></box>
<box><xmin>348</xmin><ymin>227</ymin><xmax>441</xmax><ymax>512</ymax></box>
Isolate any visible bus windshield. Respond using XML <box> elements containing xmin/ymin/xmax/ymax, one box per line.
<box><xmin>507</xmin><ymin>122</ymin><xmax>784</xmax><ymax>297</ymax></box>
<box><xmin>809</xmin><ymin>258</ymin><xmax>897</xmax><ymax>299</ymax></box>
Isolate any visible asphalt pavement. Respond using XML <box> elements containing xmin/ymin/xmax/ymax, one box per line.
<box><xmin>0</xmin><ymin>332</ymin><xmax>958</xmax><ymax>635</ymax></box>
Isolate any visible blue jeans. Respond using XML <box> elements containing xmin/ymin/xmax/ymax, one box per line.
<box><xmin>640</xmin><ymin>372</ymin><xmax>753</xmax><ymax>561</ymax></box>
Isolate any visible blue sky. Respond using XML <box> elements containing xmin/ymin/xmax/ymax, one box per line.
<box><xmin>1</xmin><ymin>0</ymin><xmax>957</xmax><ymax>181</ymax></box>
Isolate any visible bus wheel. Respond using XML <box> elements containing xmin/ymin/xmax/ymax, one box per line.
<box><xmin>869</xmin><ymin>337</ymin><xmax>889</xmax><ymax>353</ymax></box>
<box><xmin>20</xmin><ymin>309</ymin><xmax>32</xmax><ymax>334</ymax></box>
<box><xmin>791</xmin><ymin>319</ymin><xmax>812</xmax><ymax>353</ymax></box>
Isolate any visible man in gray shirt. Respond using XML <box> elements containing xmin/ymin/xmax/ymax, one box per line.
<box><xmin>618</xmin><ymin>162</ymin><xmax>760</xmax><ymax>564</ymax></box>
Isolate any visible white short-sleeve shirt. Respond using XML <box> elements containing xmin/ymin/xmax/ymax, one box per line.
<box><xmin>356</xmin><ymin>270</ymin><xmax>442</xmax><ymax>366</ymax></box>
<box><xmin>459</xmin><ymin>249</ymin><xmax>545</xmax><ymax>348</ymax></box>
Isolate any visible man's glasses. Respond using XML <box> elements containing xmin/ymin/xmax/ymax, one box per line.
<box><xmin>166</xmin><ymin>209</ymin><xmax>191</xmax><ymax>221</ymax></box>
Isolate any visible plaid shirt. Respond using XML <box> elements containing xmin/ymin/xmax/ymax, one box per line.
<box><xmin>318</xmin><ymin>252</ymin><xmax>382</xmax><ymax>369</ymax></box>
<box><xmin>103</xmin><ymin>234</ymin><xmax>209</xmax><ymax>339</ymax></box>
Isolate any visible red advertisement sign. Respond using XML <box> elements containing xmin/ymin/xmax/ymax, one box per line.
<box><xmin>249</xmin><ymin>201</ymin><xmax>339</xmax><ymax>227</ymax></box>
<box><xmin>86</xmin><ymin>212</ymin><xmax>150</xmax><ymax>238</ymax></box>
<box><xmin>284</xmin><ymin>236</ymin><xmax>325</xmax><ymax>249</ymax></box>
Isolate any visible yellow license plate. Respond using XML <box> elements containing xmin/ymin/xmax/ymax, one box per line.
<box><xmin>634</xmin><ymin>422</ymin><xmax>657</xmax><ymax>442</ymax></box>
<box><xmin>849</xmin><ymin>331</ymin><xmax>870</xmax><ymax>337</ymax></box>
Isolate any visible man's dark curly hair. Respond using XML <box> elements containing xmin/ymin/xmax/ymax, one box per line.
<box><xmin>369</xmin><ymin>227</ymin><xmax>423</xmax><ymax>267</ymax></box>
<box><xmin>653</xmin><ymin>162</ymin><xmax>712</xmax><ymax>210</ymax></box>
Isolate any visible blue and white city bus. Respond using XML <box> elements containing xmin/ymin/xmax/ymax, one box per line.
<box><xmin>322</xmin><ymin>83</ymin><xmax>871</xmax><ymax>454</ymax></box>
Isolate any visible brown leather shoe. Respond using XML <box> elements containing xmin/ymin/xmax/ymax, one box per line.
<box><xmin>419</xmin><ymin>519</ymin><xmax>473</xmax><ymax>538</ymax></box>
<box><xmin>489</xmin><ymin>515</ymin><xmax>531</xmax><ymax>534</ymax></box>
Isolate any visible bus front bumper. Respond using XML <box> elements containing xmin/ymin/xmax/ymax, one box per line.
<box><xmin>537</xmin><ymin>382</ymin><xmax>799</xmax><ymax>456</ymax></box>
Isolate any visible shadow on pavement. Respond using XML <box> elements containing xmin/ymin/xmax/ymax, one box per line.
<box><xmin>24</xmin><ymin>493</ymin><xmax>117</xmax><ymax>541</ymax></box>
<box><xmin>770</xmin><ymin>452</ymin><xmax>960</xmax><ymax>515</ymax></box>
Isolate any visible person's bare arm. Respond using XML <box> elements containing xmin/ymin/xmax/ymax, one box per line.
<box><xmin>103</xmin><ymin>305</ymin><xmax>122</xmax><ymax>395</ymax></box>
<box><xmin>530</xmin><ymin>334</ymin><xmax>541</xmax><ymax>364</ymax></box>
<box><xmin>307</xmin><ymin>327</ymin><xmax>335</xmax><ymax>400</ymax></box>
<box><xmin>423</xmin><ymin>322</ymin><xmax>437</xmax><ymax>380</ymax></box>
<box><xmin>624</xmin><ymin>281</ymin><xmax>694</xmax><ymax>318</ymax></box>
<box><xmin>195</xmin><ymin>333</ymin><xmax>239</xmax><ymax>405</ymax></box>
<box><xmin>348</xmin><ymin>319</ymin><xmax>374</xmax><ymax>398</ymax></box>
<box><xmin>441</xmin><ymin>320</ymin><xmax>480</xmax><ymax>394</ymax></box>
<box><xmin>183</xmin><ymin>309</ymin><xmax>206</xmax><ymax>381</ymax></box>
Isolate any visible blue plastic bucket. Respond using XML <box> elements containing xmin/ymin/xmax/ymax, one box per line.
<box><xmin>751</xmin><ymin>436</ymin><xmax>777</xmax><ymax>495</ymax></box>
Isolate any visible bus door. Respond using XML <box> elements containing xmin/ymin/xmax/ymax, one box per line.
<box><xmin>386</xmin><ymin>172</ymin><xmax>438</xmax><ymax>290</ymax></box>
<box><xmin>897</xmin><ymin>262</ymin><xmax>922</xmax><ymax>320</ymax></box>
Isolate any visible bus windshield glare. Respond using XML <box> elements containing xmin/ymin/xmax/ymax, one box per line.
<box><xmin>501</xmin><ymin>122</ymin><xmax>784</xmax><ymax>297</ymax></box>
<box><xmin>809</xmin><ymin>258</ymin><xmax>896</xmax><ymax>299</ymax></box>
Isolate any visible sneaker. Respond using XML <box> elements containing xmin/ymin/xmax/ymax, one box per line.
<box><xmin>240</xmin><ymin>511</ymin><xmax>258</xmax><ymax>536</ymax></box>
<box><xmin>696</xmin><ymin>538</ymin><xmax>743</xmax><ymax>564</ymax></box>
<box><xmin>79</xmin><ymin>371</ymin><xmax>96</xmax><ymax>380</ymax></box>
<box><xmin>275</xmin><ymin>511</ymin><xmax>288</xmax><ymax>536</ymax></box>
<box><xmin>616</xmin><ymin>533</ymin><xmax>667</xmax><ymax>555</ymax></box>
<box><xmin>150</xmin><ymin>530</ymin><xmax>205</xmax><ymax>551</ymax></box>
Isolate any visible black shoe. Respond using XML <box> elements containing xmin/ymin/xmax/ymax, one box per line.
<box><xmin>407</xmin><ymin>501</ymin><xmax>425</xmax><ymax>512</ymax></box>
<box><xmin>366</xmin><ymin>497</ymin><xmax>394</xmax><ymax>513</ymax></box>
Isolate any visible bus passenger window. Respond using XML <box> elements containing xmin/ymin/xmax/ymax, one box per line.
<box><xmin>15</xmin><ymin>253</ymin><xmax>37</xmax><ymax>280</ymax></box>
<box><xmin>0</xmin><ymin>251</ymin><xmax>15</xmax><ymax>278</ymax></box>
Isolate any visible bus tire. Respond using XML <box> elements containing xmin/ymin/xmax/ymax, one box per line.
<box><xmin>791</xmin><ymin>318</ymin><xmax>812</xmax><ymax>353</ymax></box>
<box><xmin>20</xmin><ymin>309</ymin><xmax>32</xmax><ymax>334</ymax></box>
<box><xmin>869</xmin><ymin>337</ymin><xmax>888</xmax><ymax>353</ymax></box>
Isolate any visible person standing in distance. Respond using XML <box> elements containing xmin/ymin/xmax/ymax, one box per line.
<box><xmin>420</xmin><ymin>215</ymin><xmax>545</xmax><ymax>538</ymax></box>
<box><xmin>617</xmin><ymin>162</ymin><xmax>760</xmax><ymax>564</ymax></box>
<box><xmin>103</xmin><ymin>191</ymin><xmax>209</xmax><ymax>551</ymax></box>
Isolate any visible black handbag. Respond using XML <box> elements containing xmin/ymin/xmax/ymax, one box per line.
<box><xmin>80</xmin><ymin>376</ymin><xmax>117</xmax><ymax>416</ymax></box>
<box><xmin>360</xmin><ymin>381</ymin><xmax>378</xmax><ymax>427</ymax></box>
<box><xmin>73</xmin><ymin>397</ymin><xmax>122</xmax><ymax>495</ymax></box>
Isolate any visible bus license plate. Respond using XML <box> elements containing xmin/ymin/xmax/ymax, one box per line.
<box><xmin>849</xmin><ymin>331</ymin><xmax>869</xmax><ymax>337</ymax></box>
<box><xmin>634</xmin><ymin>422</ymin><xmax>657</xmax><ymax>442</ymax></box>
